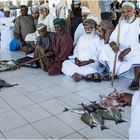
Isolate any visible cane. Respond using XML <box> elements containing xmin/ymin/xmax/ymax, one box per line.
<box><xmin>111</xmin><ymin>17</ymin><xmax>122</xmax><ymax>87</ymax></box>
<box><xmin>16</xmin><ymin>54</ymin><xmax>48</xmax><ymax>68</ymax></box>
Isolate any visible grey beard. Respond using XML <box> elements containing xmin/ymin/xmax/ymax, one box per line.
<box><xmin>126</xmin><ymin>15</ymin><xmax>135</xmax><ymax>23</ymax></box>
<box><xmin>40</xmin><ymin>13</ymin><xmax>46</xmax><ymax>20</ymax></box>
<box><xmin>84</xmin><ymin>31</ymin><xmax>95</xmax><ymax>39</ymax></box>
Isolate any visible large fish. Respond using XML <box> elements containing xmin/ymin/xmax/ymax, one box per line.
<box><xmin>80</xmin><ymin>103</ymin><xmax>97</xmax><ymax>113</ymax></box>
<box><xmin>0</xmin><ymin>79</ymin><xmax>18</xmax><ymax>89</ymax></box>
<box><xmin>81</xmin><ymin>112</ymin><xmax>96</xmax><ymax>129</ymax></box>
<box><xmin>107</xmin><ymin>108</ymin><xmax>127</xmax><ymax>124</ymax></box>
<box><xmin>91</xmin><ymin>112</ymin><xmax>108</xmax><ymax>131</ymax></box>
<box><xmin>96</xmin><ymin>108</ymin><xmax>120</xmax><ymax>124</ymax></box>
<box><xmin>63</xmin><ymin>107</ymin><xmax>85</xmax><ymax>115</ymax></box>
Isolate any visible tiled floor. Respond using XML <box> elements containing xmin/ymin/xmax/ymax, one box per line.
<box><xmin>0</xmin><ymin>49</ymin><xmax>137</xmax><ymax>139</ymax></box>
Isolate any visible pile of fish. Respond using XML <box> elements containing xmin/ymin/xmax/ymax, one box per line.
<box><xmin>0</xmin><ymin>60</ymin><xmax>17</xmax><ymax>72</ymax></box>
<box><xmin>63</xmin><ymin>90</ymin><xmax>126</xmax><ymax>131</ymax></box>
<box><xmin>0</xmin><ymin>79</ymin><xmax>18</xmax><ymax>89</ymax></box>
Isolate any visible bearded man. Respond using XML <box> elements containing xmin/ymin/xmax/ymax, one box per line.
<box><xmin>99</xmin><ymin>2</ymin><xmax>140</xmax><ymax>90</ymax></box>
<box><xmin>38</xmin><ymin>3</ymin><xmax>56</xmax><ymax>32</ymax></box>
<box><xmin>62</xmin><ymin>19</ymin><xmax>105</xmax><ymax>82</ymax></box>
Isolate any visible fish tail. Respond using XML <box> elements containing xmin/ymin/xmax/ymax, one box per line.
<box><xmin>101</xmin><ymin>126</ymin><xmax>109</xmax><ymax>131</ymax></box>
<box><xmin>118</xmin><ymin>119</ymin><xmax>127</xmax><ymax>123</ymax></box>
<box><xmin>90</xmin><ymin>124</ymin><xmax>97</xmax><ymax>129</ymax></box>
<box><xmin>63</xmin><ymin>108</ymin><xmax>69</xmax><ymax>112</ymax></box>
<box><xmin>3</xmin><ymin>84</ymin><xmax>18</xmax><ymax>87</ymax></box>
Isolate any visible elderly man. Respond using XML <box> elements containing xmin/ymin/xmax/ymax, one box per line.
<box><xmin>74</xmin><ymin>12</ymin><xmax>100</xmax><ymax>45</ymax></box>
<box><xmin>34</xmin><ymin>18</ymin><xmax>73</xmax><ymax>75</ymax></box>
<box><xmin>14</xmin><ymin>5</ymin><xmax>36</xmax><ymax>51</ymax></box>
<box><xmin>38</xmin><ymin>3</ymin><xmax>56</xmax><ymax>32</ymax></box>
<box><xmin>62</xmin><ymin>19</ymin><xmax>105</xmax><ymax>82</ymax></box>
<box><xmin>0</xmin><ymin>7</ymin><xmax>15</xmax><ymax>50</ymax></box>
<box><xmin>99</xmin><ymin>2</ymin><xmax>140</xmax><ymax>90</ymax></box>
<box><xmin>34</xmin><ymin>23</ymin><xmax>55</xmax><ymax>69</ymax></box>
<box><xmin>74</xmin><ymin>6</ymin><xmax>91</xmax><ymax>45</ymax></box>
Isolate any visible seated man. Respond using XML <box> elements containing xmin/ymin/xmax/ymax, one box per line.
<box><xmin>62</xmin><ymin>19</ymin><xmax>105</xmax><ymax>82</ymax></box>
<box><xmin>99</xmin><ymin>2</ymin><xmax>140</xmax><ymax>90</ymax></box>
<box><xmin>34</xmin><ymin>23</ymin><xmax>55</xmax><ymax>70</ymax></box>
<box><xmin>34</xmin><ymin>18</ymin><xmax>73</xmax><ymax>75</ymax></box>
<box><xmin>117</xmin><ymin>91</ymin><xmax>140</xmax><ymax>139</ymax></box>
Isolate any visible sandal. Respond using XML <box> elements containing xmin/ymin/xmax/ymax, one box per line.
<box><xmin>129</xmin><ymin>80</ymin><xmax>139</xmax><ymax>90</ymax></box>
<box><xmin>84</xmin><ymin>73</ymin><xmax>101</xmax><ymax>83</ymax></box>
<box><xmin>72</xmin><ymin>73</ymin><xmax>83</xmax><ymax>82</ymax></box>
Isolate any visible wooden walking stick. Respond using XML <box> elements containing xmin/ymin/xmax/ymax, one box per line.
<box><xmin>16</xmin><ymin>54</ymin><xmax>48</xmax><ymax>68</ymax></box>
<box><xmin>111</xmin><ymin>17</ymin><xmax>122</xmax><ymax>87</ymax></box>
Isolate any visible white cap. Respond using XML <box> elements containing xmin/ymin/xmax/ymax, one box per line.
<box><xmin>122</xmin><ymin>2</ymin><xmax>135</xmax><ymax>9</ymax></box>
<box><xmin>87</xmin><ymin>13</ymin><xmax>100</xmax><ymax>25</ymax></box>
<box><xmin>81</xmin><ymin>6</ymin><xmax>90</xmax><ymax>14</ymax></box>
<box><xmin>74</xmin><ymin>0</ymin><xmax>81</xmax><ymax>4</ymax></box>
<box><xmin>4</xmin><ymin>7</ymin><xmax>10</xmax><ymax>12</ymax></box>
<box><xmin>41</xmin><ymin>3</ymin><xmax>49</xmax><ymax>10</ymax></box>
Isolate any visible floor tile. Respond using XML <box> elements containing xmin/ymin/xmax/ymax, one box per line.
<box><xmin>42</xmin><ymin>85</ymin><xmax>71</xmax><ymax>97</ymax></box>
<box><xmin>39</xmin><ymin>98</ymin><xmax>70</xmax><ymax>115</ymax></box>
<box><xmin>32</xmin><ymin>117</ymin><xmax>74</xmax><ymax>139</ymax></box>
<box><xmin>56</xmin><ymin>112</ymin><xmax>87</xmax><ymax>131</ymax></box>
<box><xmin>0</xmin><ymin>111</ymin><xmax>28</xmax><ymax>132</ymax></box>
<box><xmin>5</xmin><ymin>95</ymin><xmax>34</xmax><ymax>109</ymax></box>
<box><xmin>0</xmin><ymin>98</ymin><xmax>13</xmax><ymax>113</ymax></box>
<box><xmin>78</xmin><ymin>126</ymin><xmax>127</xmax><ymax>139</ymax></box>
<box><xmin>58</xmin><ymin>94</ymin><xmax>89</xmax><ymax>107</ymax></box>
<box><xmin>61</xmin><ymin>132</ymin><xmax>85</xmax><ymax>139</ymax></box>
<box><xmin>4</xmin><ymin>124</ymin><xmax>45</xmax><ymax>139</ymax></box>
<box><xmin>16</xmin><ymin>104</ymin><xmax>52</xmax><ymax>123</ymax></box>
<box><xmin>0</xmin><ymin>87</ymin><xmax>21</xmax><ymax>99</ymax></box>
<box><xmin>24</xmin><ymin>90</ymin><xmax>54</xmax><ymax>103</ymax></box>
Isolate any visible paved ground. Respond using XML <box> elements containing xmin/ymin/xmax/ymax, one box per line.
<box><xmin>0</xmin><ymin>49</ymin><xmax>136</xmax><ymax>139</ymax></box>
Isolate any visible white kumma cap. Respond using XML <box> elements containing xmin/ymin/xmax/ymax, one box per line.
<box><xmin>122</xmin><ymin>2</ymin><xmax>135</xmax><ymax>9</ymax></box>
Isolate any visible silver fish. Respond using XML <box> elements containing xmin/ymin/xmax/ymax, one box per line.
<box><xmin>81</xmin><ymin>112</ymin><xmax>96</xmax><ymax>129</ymax></box>
<box><xmin>91</xmin><ymin>112</ymin><xmax>108</xmax><ymax>131</ymax></box>
<box><xmin>107</xmin><ymin>108</ymin><xmax>127</xmax><ymax>124</ymax></box>
<box><xmin>63</xmin><ymin>107</ymin><xmax>85</xmax><ymax>115</ymax></box>
<box><xmin>96</xmin><ymin>108</ymin><xmax>119</xmax><ymax>124</ymax></box>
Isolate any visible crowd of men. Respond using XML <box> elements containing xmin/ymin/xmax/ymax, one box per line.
<box><xmin>0</xmin><ymin>0</ymin><xmax>140</xmax><ymax>139</ymax></box>
<box><xmin>0</xmin><ymin>0</ymin><xmax>140</xmax><ymax>90</ymax></box>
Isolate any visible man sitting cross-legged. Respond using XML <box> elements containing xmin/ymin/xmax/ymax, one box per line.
<box><xmin>62</xmin><ymin>19</ymin><xmax>106</xmax><ymax>82</ymax></box>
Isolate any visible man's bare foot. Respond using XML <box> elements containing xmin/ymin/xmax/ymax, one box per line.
<box><xmin>72</xmin><ymin>73</ymin><xmax>83</xmax><ymax>82</ymax></box>
<box><xmin>129</xmin><ymin>80</ymin><xmax>139</xmax><ymax>90</ymax></box>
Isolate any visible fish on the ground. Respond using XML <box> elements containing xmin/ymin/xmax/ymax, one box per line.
<box><xmin>91</xmin><ymin>112</ymin><xmax>108</xmax><ymax>131</ymax></box>
<box><xmin>96</xmin><ymin>108</ymin><xmax>120</xmax><ymax>124</ymax></box>
<box><xmin>0</xmin><ymin>79</ymin><xmax>18</xmax><ymax>89</ymax></box>
<box><xmin>81</xmin><ymin>112</ymin><xmax>96</xmax><ymax>129</ymax></box>
<box><xmin>63</xmin><ymin>107</ymin><xmax>85</xmax><ymax>115</ymax></box>
<box><xmin>0</xmin><ymin>60</ymin><xmax>17</xmax><ymax>72</ymax></box>
<box><xmin>107</xmin><ymin>108</ymin><xmax>127</xmax><ymax>124</ymax></box>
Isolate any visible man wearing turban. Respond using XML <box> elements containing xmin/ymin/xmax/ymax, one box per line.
<box><xmin>99</xmin><ymin>2</ymin><xmax>140</xmax><ymax>90</ymax></box>
<box><xmin>34</xmin><ymin>18</ymin><xmax>73</xmax><ymax>75</ymax></box>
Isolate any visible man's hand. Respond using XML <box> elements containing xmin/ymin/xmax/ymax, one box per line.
<box><xmin>118</xmin><ymin>48</ymin><xmax>131</xmax><ymax>61</ymax></box>
<box><xmin>117</xmin><ymin>93</ymin><xmax>133</xmax><ymax>106</ymax></box>
<box><xmin>75</xmin><ymin>57</ymin><xmax>81</xmax><ymax>66</ymax></box>
<box><xmin>110</xmin><ymin>41</ymin><xmax>119</xmax><ymax>53</ymax></box>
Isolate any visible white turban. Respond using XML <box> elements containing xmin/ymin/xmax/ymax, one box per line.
<box><xmin>41</xmin><ymin>3</ymin><xmax>49</xmax><ymax>10</ymax></box>
<box><xmin>81</xmin><ymin>6</ymin><xmax>90</xmax><ymax>14</ymax></box>
<box><xmin>4</xmin><ymin>7</ymin><xmax>10</xmax><ymax>12</ymax></box>
<box><xmin>87</xmin><ymin>13</ymin><xmax>100</xmax><ymax>25</ymax></box>
<box><xmin>122</xmin><ymin>2</ymin><xmax>135</xmax><ymax>9</ymax></box>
